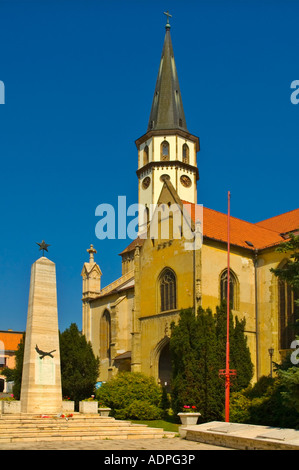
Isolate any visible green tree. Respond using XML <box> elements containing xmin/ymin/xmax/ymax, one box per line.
<box><xmin>170</xmin><ymin>304</ymin><xmax>253</xmax><ymax>422</ymax></box>
<box><xmin>196</xmin><ymin>307</ymin><xmax>224</xmax><ymax>420</ymax></box>
<box><xmin>59</xmin><ymin>323</ymin><xmax>99</xmax><ymax>405</ymax></box>
<box><xmin>270</xmin><ymin>232</ymin><xmax>299</xmax><ymax>417</ymax></box>
<box><xmin>230</xmin><ymin>375</ymin><xmax>299</xmax><ymax>429</ymax></box>
<box><xmin>2</xmin><ymin>325</ymin><xmax>99</xmax><ymax>404</ymax></box>
<box><xmin>170</xmin><ymin>308</ymin><xmax>205</xmax><ymax>418</ymax></box>
<box><xmin>278</xmin><ymin>367</ymin><xmax>299</xmax><ymax>414</ymax></box>
<box><xmin>170</xmin><ymin>307</ymin><xmax>223</xmax><ymax>421</ymax></box>
<box><xmin>216</xmin><ymin>302</ymin><xmax>254</xmax><ymax>391</ymax></box>
<box><xmin>271</xmin><ymin>232</ymin><xmax>299</xmax><ymax>307</ymax></box>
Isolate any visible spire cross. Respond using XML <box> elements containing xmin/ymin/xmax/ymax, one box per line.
<box><xmin>87</xmin><ymin>244</ymin><xmax>97</xmax><ymax>263</ymax></box>
<box><xmin>163</xmin><ymin>10</ymin><xmax>172</xmax><ymax>26</ymax></box>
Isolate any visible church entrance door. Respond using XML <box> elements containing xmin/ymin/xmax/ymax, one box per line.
<box><xmin>158</xmin><ymin>342</ymin><xmax>172</xmax><ymax>392</ymax></box>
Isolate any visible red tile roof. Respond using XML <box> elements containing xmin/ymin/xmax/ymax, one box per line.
<box><xmin>119</xmin><ymin>237</ymin><xmax>146</xmax><ymax>255</ymax></box>
<box><xmin>182</xmin><ymin>203</ymin><xmax>299</xmax><ymax>250</ymax></box>
<box><xmin>201</xmin><ymin>206</ymin><xmax>284</xmax><ymax>250</ymax></box>
<box><xmin>255</xmin><ymin>208</ymin><xmax>299</xmax><ymax>234</ymax></box>
<box><xmin>120</xmin><ymin>203</ymin><xmax>299</xmax><ymax>254</ymax></box>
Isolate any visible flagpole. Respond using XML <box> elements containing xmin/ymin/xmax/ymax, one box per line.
<box><xmin>225</xmin><ymin>190</ymin><xmax>231</xmax><ymax>422</ymax></box>
<box><xmin>219</xmin><ymin>191</ymin><xmax>236</xmax><ymax>421</ymax></box>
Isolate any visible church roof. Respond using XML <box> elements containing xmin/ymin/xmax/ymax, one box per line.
<box><xmin>147</xmin><ymin>23</ymin><xmax>187</xmax><ymax>132</ymax></box>
<box><xmin>114</xmin><ymin>351</ymin><xmax>131</xmax><ymax>361</ymax></box>
<box><xmin>119</xmin><ymin>237</ymin><xmax>145</xmax><ymax>255</ymax></box>
<box><xmin>95</xmin><ymin>270</ymin><xmax>134</xmax><ymax>299</ymax></box>
<box><xmin>255</xmin><ymin>208</ymin><xmax>299</xmax><ymax>235</ymax></box>
<box><xmin>119</xmin><ymin>204</ymin><xmax>299</xmax><ymax>255</ymax></box>
<box><xmin>182</xmin><ymin>203</ymin><xmax>299</xmax><ymax>251</ymax></box>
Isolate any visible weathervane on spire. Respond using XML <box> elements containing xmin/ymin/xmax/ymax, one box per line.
<box><xmin>163</xmin><ymin>10</ymin><xmax>172</xmax><ymax>28</ymax></box>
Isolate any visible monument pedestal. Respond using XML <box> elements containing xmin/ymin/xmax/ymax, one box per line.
<box><xmin>20</xmin><ymin>256</ymin><xmax>62</xmax><ymax>414</ymax></box>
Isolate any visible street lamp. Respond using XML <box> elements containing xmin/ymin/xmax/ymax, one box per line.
<box><xmin>268</xmin><ymin>348</ymin><xmax>274</xmax><ymax>378</ymax></box>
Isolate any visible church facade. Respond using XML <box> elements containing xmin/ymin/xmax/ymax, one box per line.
<box><xmin>82</xmin><ymin>20</ymin><xmax>299</xmax><ymax>386</ymax></box>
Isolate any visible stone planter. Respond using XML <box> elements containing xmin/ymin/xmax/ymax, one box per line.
<box><xmin>1</xmin><ymin>400</ymin><xmax>21</xmax><ymax>414</ymax></box>
<box><xmin>178</xmin><ymin>413</ymin><xmax>200</xmax><ymax>438</ymax></box>
<box><xmin>62</xmin><ymin>400</ymin><xmax>75</xmax><ymax>413</ymax></box>
<box><xmin>177</xmin><ymin>412</ymin><xmax>201</xmax><ymax>426</ymax></box>
<box><xmin>178</xmin><ymin>412</ymin><xmax>201</xmax><ymax>437</ymax></box>
<box><xmin>79</xmin><ymin>400</ymin><xmax>98</xmax><ymax>414</ymax></box>
<box><xmin>99</xmin><ymin>407</ymin><xmax>111</xmax><ymax>417</ymax></box>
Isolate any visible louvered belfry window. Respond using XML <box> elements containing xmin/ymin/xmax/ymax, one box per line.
<box><xmin>160</xmin><ymin>269</ymin><xmax>176</xmax><ymax>312</ymax></box>
<box><xmin>182</xmin><ymin>143</ymin><xmax>189</xmax><ymax>164</ymax></box>
<box><xmin>161</xmin><ymin>140</ymin><xmax>170</xmax><ymax>161</ymax></box>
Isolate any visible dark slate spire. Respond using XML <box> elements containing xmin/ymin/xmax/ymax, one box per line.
<box><xmin>147</xmin><ymin>18</ymin><xmax>187</xmax><ymax>132</ymax></box>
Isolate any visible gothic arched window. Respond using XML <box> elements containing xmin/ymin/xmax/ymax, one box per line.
<box><xmin>100</xmin><ymin>310</ymin><xmax>111</xmax><ymax>361</ymax></box>
<box><xmin>182</xmin><ymin>143</ymin><xmax>189</xmax><ymax>164</ymax></box>
<box><xmin>160</xmin><ymin>268</ymin><xmax>176</xmax><ymax>312</ymax></box>
<box><xmin>220</xmin><ymin>269</ymin><xmax>238</xmax><ymax>310</ymax></box>
<box><xmin>278</xmin><ymin>278</ymin><xmax>299</xmax><ymax>350</ymax></box>
<box><xmin>161</xmin><ymin>140</ymin><xmax>170</xmax><ymax>161</ymax></box>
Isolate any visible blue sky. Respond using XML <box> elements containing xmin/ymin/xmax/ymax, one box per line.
<box><xmin>0</xmin><ymin>0</ymin><xmax>298</xmax><ymax>333</ymax></box>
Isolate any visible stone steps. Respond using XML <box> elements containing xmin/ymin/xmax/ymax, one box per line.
<box><xmin>0</xmin><ymin>413</ymin><xmax>176</xmax><ymax>443</ymax></box>
<box><xmin>0</xmin><ymin>418</ymin><xmax>134</xmax><ymax>428</ymax></box>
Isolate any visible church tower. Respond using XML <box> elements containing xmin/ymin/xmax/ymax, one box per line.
<box><xmin>135</xmin><ymin>14</ymin><xmax>200</xmax><ymax>231</ymax></box>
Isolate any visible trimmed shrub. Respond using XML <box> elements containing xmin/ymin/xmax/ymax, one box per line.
<box><xmin>95</xmin><ymin>372</ymin><xmax>163</xmax><ymax>420</ymax></box>
<box><xmin>229</xmin><ymin>375</ymin><xmax>299</xmax><ymax>428</ymax></box>
<box><xmin>115</xmin><ymin>400</ymin><xmax>163</xmax><ymax>420</ymax></box>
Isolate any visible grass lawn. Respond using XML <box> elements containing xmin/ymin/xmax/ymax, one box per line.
<box><xmin>131</xmin><ymin>419</ymin><xmax>180</xmax><ymax>433</ymax></box>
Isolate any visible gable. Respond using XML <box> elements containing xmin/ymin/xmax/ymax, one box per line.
<box><xmin>81</xmin><ymin>262</ymin><xmax>102</xmax><ymax>278</ymax></box>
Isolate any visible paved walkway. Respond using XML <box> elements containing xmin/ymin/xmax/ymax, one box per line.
<box><xmin>0</xmin><ymin>437</ymin><xmax>231</xmax><ymax>450</ymax></box>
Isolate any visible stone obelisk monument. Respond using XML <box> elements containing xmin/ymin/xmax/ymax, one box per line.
<box><xmin>21</xmin><ymin>241</ymin><xmax>62</xmax><ymax>414</ymax></box>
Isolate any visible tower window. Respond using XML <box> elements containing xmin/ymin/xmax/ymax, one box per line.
<box><xmin>182</xmin><ymin>143</ymin><xmax>189</xmax><ymax>164</ymax></box>
<box><xmin>143</xmin><ymin>145</ymin><xmax>149</xmax><ymax>165</ymax></box>
<box><xmin>161</xmin><ymin>140</ymin><xmax>170</xmax><ymax>161</ymax></box>
<box><xmin>160</xmin><ymin>268</ymin><xmax>176</xmax><ymax>312</ymax></box>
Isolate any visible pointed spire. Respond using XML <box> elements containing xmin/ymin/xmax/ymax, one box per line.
<box><xmin>148</xmin><ymin>15</ymin><xmax>187</xmax><ymax>132</ymax></box>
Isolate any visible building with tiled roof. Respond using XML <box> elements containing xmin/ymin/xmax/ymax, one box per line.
<box><xmin>0</xmin><ymin>330</ymin><xmax>24</xmax><ymax>392</ymax></box>
<box><xmin>82</xmin><ymin>19</ymin><xmax>299</xmax><ymax>387</ymax></box>
<box><xmin>256</xmin><ymin>208</ymin><xmax>299</xmax><ymax>236</ymax></box>
<box><xmin>185</xmin><ymin>204</ymin><xmax>297</xmax><ymax>251</ymax></box>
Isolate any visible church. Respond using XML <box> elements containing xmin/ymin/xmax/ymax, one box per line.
<box><xmin>81</xmin><ymin>17</ymin><xmax>299</xmax><ymax>387</ymax></box>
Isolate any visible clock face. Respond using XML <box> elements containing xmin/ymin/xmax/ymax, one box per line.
<box><xmin>142</xmin><ymin>176</ymin><xmax>151</xmax><ymax>189</ymax></box>
<box><xmin>180</xmin><ymin>175</ymin><xmax>192</xmax><ymax>188</ymax></box>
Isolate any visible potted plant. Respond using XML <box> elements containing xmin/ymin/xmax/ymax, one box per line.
<box><xmin>79</xmin><ymin>395</ymin><xmax>98</xmax><ymax>414</ymax></box>
<box><xmin>62</xmin><ymin>396</ymin><xmax>75</xmax><ymax>413</ymax></box>
<box><xmin>98</xmin><ymin>401</ymin><xmax>111</xmax><ymax>417</ymax></box>
<box><xmin>177</xmin><ymin>405</ymin><xmax>201</xmax><ymax>426</ymax></box>
<box><xmin>0</xmin><ymin>395</ymin><xmax>21</xmax><ymax>414</ymax></box>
